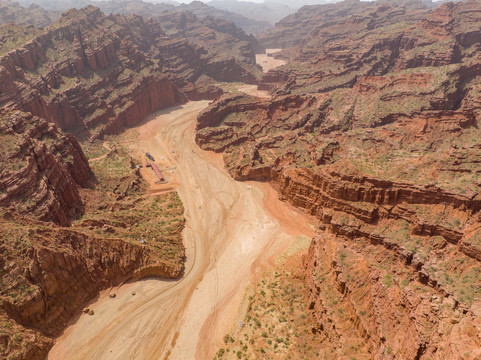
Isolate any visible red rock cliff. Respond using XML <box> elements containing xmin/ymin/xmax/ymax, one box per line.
<box><xmin>0</xmin><ymin>110</ymin><xmax>91</xmax><ymax>226</ymax></box>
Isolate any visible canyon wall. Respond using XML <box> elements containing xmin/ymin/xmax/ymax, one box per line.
<box><xmin>0</xmin><ymin>5</ymin><xmax>261</xmax><ymax>140</ymax></box>
<box><xmin>0</xmin><ymin>209</ymin><xmax>183</xmax><ymax>360</ymax></box>
<box><xmin>195</xmin><ymin>1</ymin><xmax>481</xmax><ymax>358</ymax></box>
<box><xmin>0</xmin><ymin>110</ymin><xmax>91</xmax><ymax>226</ymax></box>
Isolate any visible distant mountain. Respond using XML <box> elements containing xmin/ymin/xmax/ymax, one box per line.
<box><xmin>15</xmin><ymin>0</ymin><xmax>271</xmax><ymax>34</ymax></box>
<box><xmin>93</xmin><ymin>0</ymin><xmax>175</xmax><ymax>16</ymax></box>
<box><xmin>178</xmin><ymin>1</ymin><xmax>271</xmax><ymax>34</ymax></box>
<box><xmin>207</xmin><ymin>0</ymin><xmax>296</xmax><ymax>26</ymax></box>
<box><xmin>16</xmin><ymin>0</ymin><xmax>91</xmax><ymax>10</ymax></box>
<box><xmin>264</xmin><ymin>0</ymin><xmax>338</xmax><ymax>9</ymax></box>
<box><xmin>258</xmin><ymin>0</ymin><xmax>440</xmax><ymax>48</ymax></box>
<box><xmin>0</xmin><ymin>0</ymin><xmax>59</xmax><ymax>27</ymax></box>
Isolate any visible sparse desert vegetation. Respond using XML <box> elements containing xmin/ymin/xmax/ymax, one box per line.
<box><xmin>214</xmin><ymin>254</ymin><xmax>321</xmax><ymax>360</ymax></box>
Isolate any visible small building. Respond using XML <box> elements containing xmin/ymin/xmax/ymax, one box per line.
<box><xmin>146</xmin><ymin>163</ymin><xmax>165</xmax><ymax>182</ymax></box>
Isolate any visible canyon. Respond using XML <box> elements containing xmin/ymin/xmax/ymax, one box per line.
<box><xmin>48</xmin><ymin>99</ymin><xmax>314</xmax><ymax>360</ymax></box>
<box><xmin>1</xmin><ymin>0</ymin><xmax>481</xmax><ymax>359</ymax></box>
<box><xmin>194</xmin><ymin>0</ymin><xmax>481</xmax><ymax>358</ymax></box>
<box><xmin>0</xmin><ymin>5</ymin><xmax>261</xmax><ymax>140</ymax></box>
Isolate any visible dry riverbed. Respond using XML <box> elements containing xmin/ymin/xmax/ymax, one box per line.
<box><xmin>48</xmin><ymin>99</ymin><xmax>313</xmax><ymax>360</ymax></box>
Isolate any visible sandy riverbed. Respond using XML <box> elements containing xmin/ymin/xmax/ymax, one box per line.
<box><xmin>256</xmin><ymin>48</ymin><xmax>287</xmax><ymax>72</ymax></box>
<box><xmin>49</xmin><ymin>50</ymin><xmax>310</xmax><ymax>360</ymax></box>
<box><xmin>238</xmin><ymin>48</ymin><xmax>287</xmax><ymax>98</ymax></box>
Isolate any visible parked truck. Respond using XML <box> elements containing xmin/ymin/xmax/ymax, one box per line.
<box><xmin>145</xmin><ymin>152</ymin><xmax>155</xmax><ymax>161</ymax></box>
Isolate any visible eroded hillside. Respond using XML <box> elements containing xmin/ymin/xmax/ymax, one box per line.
<box><xmin>198</xmin><ymin>0</ymin><xmax>481</xmax><ymax>358</ymax></box>
<box><xmin>0</xmin><ymin>6</ymin><xmax>260</xmax><ymax>139</ymax></box>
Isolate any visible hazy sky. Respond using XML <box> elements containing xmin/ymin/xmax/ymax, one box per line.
<box><xmin>152</xmin><ymin>0</ymin><xmax>340</xmax><ymax>4</ymax></box>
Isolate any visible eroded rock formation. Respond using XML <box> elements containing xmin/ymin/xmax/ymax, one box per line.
<box><xmin>196</xmin><ymin>1</ymin><xmax>481</xmax><ymax>358</ymax></box>
<box><xmin>0</xmin><ymin>110</ymin><xmax>91</xmax><ymax>226</ymax></box>
<box><xmin>0</xmin><ymin>6</ymin><xmax>261</xmax><ymax>139</ymax></box>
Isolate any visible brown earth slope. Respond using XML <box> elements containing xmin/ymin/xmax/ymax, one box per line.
<box><xmin>198</xmin><ymin>1</ymin><xmax>481</xmax><ymax>358</ymax></box>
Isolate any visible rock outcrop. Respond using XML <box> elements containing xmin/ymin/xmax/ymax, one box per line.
<box><xmin>0</xmin><ymin>110</ymin><xmax>91</xmax><ymax>226</ymax></box>
<box><xmin>257</xmin><ymin>69</ymin><xmax>290</xmax><ymax>93</ymax></box>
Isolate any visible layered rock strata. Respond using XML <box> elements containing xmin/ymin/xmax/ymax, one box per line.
<box><xmin>0</xmin><ymin>110</ymin><xmax>91</xmax><ymax>226</ymax></box>
<box><xmin>0</xmin><ymin>6</ymin><xmax>259</xmax><ymax>139</ymax></box>
<box><xmin>196</xmin><ymin>1</ymin><xmax>481</xmax><ymax>358</ymax></box>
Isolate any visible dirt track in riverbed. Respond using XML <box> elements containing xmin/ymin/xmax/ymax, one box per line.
<box><xmin>48</xmin><ymin>49</ymin><xmax>309</xmax><ymax>360</ymax></box>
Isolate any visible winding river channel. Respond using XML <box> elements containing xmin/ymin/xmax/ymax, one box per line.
<box><xmin>48</xmin><ymin>51</ymin><xmax>310</xmax><ymax>360</ymax></box>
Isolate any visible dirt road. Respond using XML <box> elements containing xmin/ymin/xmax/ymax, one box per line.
<box><xmin>87</xmin><ymin>141</ymin><xmax>111</xmax><ymax>162</ymax></box>
<box><xmin>238</xmin><ymin>49</ymin><xmax>287</xmax><ymax>98</ymax></box>
<box><xmin>256</xmin><ymin>48</ymin><xmax>287</xmax><ymax>72</ymax></box>
<box><xmin>49</xmin><ymin>100</ymin><xmax>313</xmax><ymax>359</ymax></box>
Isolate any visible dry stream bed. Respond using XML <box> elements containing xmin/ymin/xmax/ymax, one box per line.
<box><xmin>48</xmin><ymin>51</ymin><xmax>312</xmax><ymax>360</ymax></box>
